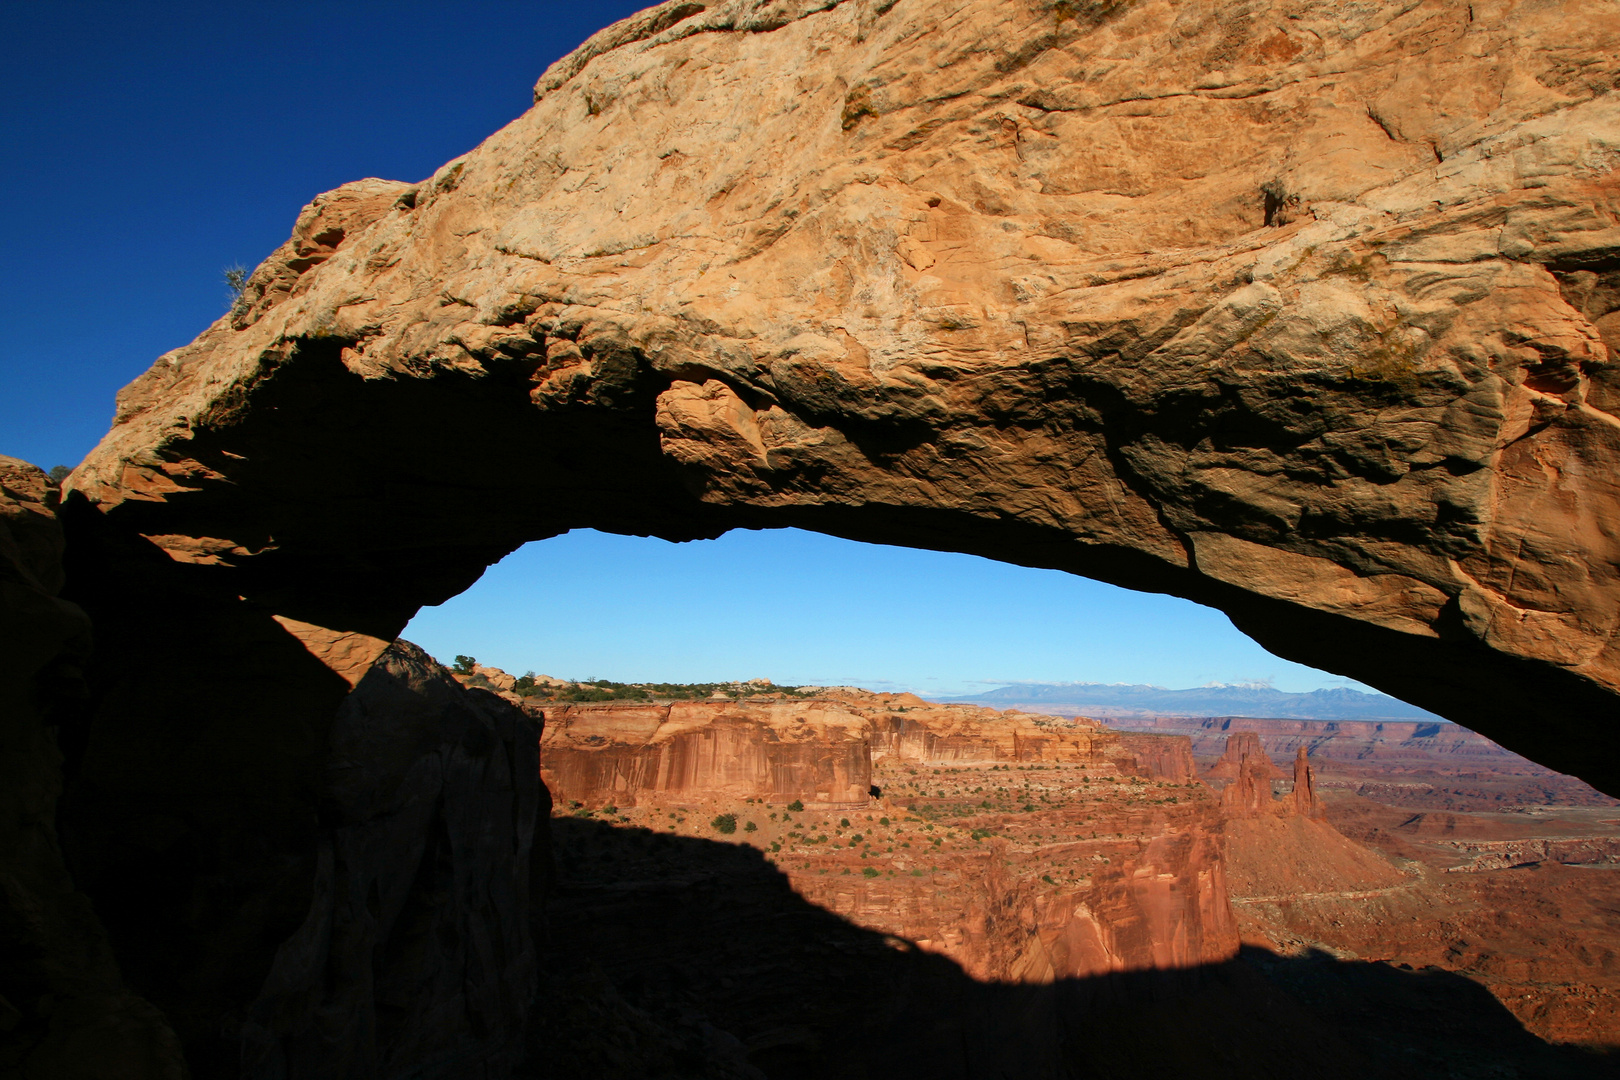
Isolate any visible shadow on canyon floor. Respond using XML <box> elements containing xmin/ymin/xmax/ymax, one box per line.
<box><xmin>529</xmin><ymin>818</ymin><xmax>1618</xmax><ymax>1080</ymax></box>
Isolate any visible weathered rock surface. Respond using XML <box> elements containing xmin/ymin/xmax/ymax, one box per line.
<box><xmin>541</xmin><ymin>692</ymin><xmax>1235</xmax><ymax>980</ymax></box>
<box><xmin>24</xmin><ymin>0</ymin><xmax>1620</xmax><ymax>1072</ymax></box>
<box><xmin>239</xmin><ymin>640</ymin><xmax>543</xmax><ymax>1080</ymax></box>
<box><xmin>542</xmin><ymin>703</ymin><xmax>1613</xmax><ymax>1075</ymax></box>
<box><xmin>1108</xmin><ymin>713</ymin><xmax>1620</xmax><ymax>807</ymax></box>
<box><xmin>1292</xmin><ymin>744</ymin><xmax>1325</xmax><ymax>818</ymax></box>
<box><xmin>1239</xmin><ymin>765</ymin><xmax>1620</xmax><ymax>1050</ymax></box>
<box><xmin>543</xmin><ymin>699</ymin><xmax>875</xmax><ymax>807</ymax></box>
<box><xmin>1206</xmin><ymin>730</ymin><xmax>1288</xmax><ymax>817</ymax></box>
<box><xmin>1208</xmin><ymin>732</ymin><xmax>1409</xmax><ymax>898</ymax></box>
<box><xmin>61</xmin><ymin>0</ymin><xmax>1620</xmax><ymax>797</ymax></box>
<box><xmin>539</xmin><ymin>690</ymin><xmax>1189</xmax><ymax>810</ymax></box>
<box><xmin>0</xmin><ymin>458</ymin><xmax>185</xmax><ymax>1079</ymax></box>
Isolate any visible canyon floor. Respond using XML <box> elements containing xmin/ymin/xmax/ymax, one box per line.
<box><xmin>516</xmin><ymin>685</ymin><xmax>1620</xmax><ymax>1079</ymax></box>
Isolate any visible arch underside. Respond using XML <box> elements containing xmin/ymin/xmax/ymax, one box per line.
<box><xmin>36</xmin><ymin>0</ymin><xmax>1620</xmax><ymax>1069</ymax></box>
<box><xmin>69</xmin><ymin>0</ymin><xmax>1620</xmax><ymax>795</ymax></box>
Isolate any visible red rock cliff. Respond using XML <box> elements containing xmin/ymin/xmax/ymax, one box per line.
<box><xmin>542</xmin><ymin>692</ymin><xmax>1236</xmax><ymax>980</ymax></box>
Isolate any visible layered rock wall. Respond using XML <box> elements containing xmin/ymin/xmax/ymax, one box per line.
<box><xmin>541</xmin><ymin>693</ymin><xmax>1235</xmax><ymax>979</ymax></box>
<box><xmin>542</xmin><ymin>700</ymin><xmax>874</xmax><ymax>807</ymax></box>
<box><xmin>540</xmin><ymin>692</ymin><xmax>1191</xmax><ymax>810</ymax></box>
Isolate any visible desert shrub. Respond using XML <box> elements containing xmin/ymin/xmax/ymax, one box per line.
<box><xmin>787</xmin><ymin>799</ymin><xmax>804</xmax><ymax>812</ymax></box>
<box><xmin>863</xmin><ymin>867</ymin><xmax>879</xmax><ymax>878</ymax></box>
<box><xmin>711</xmin><ymin>814</ymin><xmax>737</xmax><ymax>835</ymax></box>
<box><xmin>224</xmin><ymin>264</ymin><xmax>249</xmax><ymax>303</ymax></box>
<box><xmin>453</xmin><ymin>655</ymin><xmax>477</xmax><ymax>675</ymax></box>
<box><xmin>744</xmin><ymin>821</ymin><xmax>757</xmax><ymax>833</ymax></box>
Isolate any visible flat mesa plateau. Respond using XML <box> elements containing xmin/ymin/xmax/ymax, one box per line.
<box><xmin>457</xmin><ymin>664</ymin><xmax>1620</xmax><ymax>1079</ymax></box>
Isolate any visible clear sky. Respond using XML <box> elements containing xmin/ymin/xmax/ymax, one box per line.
<box><xmin>5</xmin><ymin>1</ymin><xmax>1376</xmax><ymax>698</ymax></box>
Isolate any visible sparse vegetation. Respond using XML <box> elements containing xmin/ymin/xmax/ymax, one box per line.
<box><xmin>224</xmin><ymin>263</ymin><xmax>249</xmax><ymax>304</ymax></box>
<box><xmin>711</xmin><ymin>814</ymin><xmax>737</xmax><ymax>835</ymax></box>
<box><xmin>505</xmin><ymin>675</ymin><xmax>817</xmax><ymax>703</ymax></box>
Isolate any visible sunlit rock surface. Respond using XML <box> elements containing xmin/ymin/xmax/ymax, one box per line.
<box><xmin>539</xmin><ymin>691</ymin><xmax>1236</xmax><ymax>980</ymax></box>
<box><xmin>18</xmin><ymin>0</ymin><xmax>1620</xmax><ymax>1073</ymax></box>
<box><xmin>64</xmin><ymin>0</ymin><xmax>1620</xmax><ymax>795</ymax></box>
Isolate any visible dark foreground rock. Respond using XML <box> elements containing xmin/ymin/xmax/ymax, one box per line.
<box><xmin>0</xmin><ymin>457</ymin><xmax>185</xmax><ymax>1080</ymax></box>
<box><xmin>239</xmin><ymin>640</ymin><xmax>543</xmax><ymax>1079</ymax></box>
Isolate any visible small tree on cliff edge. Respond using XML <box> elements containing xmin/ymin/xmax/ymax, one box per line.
<box><xmin>224</xmin><ymin>264</ymin><xmax>249</xmax><ymax>304</ymax></box>
<box><xmin>453</xmin><ymin>655</ymin><xmax>476</xmax><ymax>675</ymax></box>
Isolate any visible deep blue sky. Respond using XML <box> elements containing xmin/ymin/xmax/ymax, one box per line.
<box><xmin>4</xmin><ymin>1</ymin><xmax>1375</xmax><ymax>697</ymax></box>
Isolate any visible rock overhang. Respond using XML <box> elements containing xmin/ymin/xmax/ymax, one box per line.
<box><xmin>63</xmin><ymin>0</ymin><xmax>1620</xmax><ymax>798</ymax></box>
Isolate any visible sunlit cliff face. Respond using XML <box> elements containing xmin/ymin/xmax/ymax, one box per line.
<box><xmin>537</xmin><ymin>691</ymin><xmax>1235</xmax><ymax>980</ymax></box>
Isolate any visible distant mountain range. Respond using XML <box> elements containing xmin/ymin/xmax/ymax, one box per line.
<box><xmin>947</xmin><ymin>682</ymin><xmax>1443</xmax><ymax>722</ymax></box>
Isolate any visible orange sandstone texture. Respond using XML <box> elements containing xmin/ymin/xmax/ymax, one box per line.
<box><xmin>538</xmin><ymin>697</ymin><xmax>1617</xmax><ymax>1074</ymax></box>
<box><xmin>61</xmin><ymin>0</ymin><xmax>1620</xmax><ymax>797</ymax></box>
<box><xmin>539</xmin><ymin>691</ymin><xmax>1236</xmax><ymax>980</ymax></box>
<box><xmin>1209</xmin><ymin>733</ymin><xmax>1620</xmax><ymax>1050</ymax></box>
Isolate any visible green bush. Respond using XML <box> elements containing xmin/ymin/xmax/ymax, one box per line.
<box><xmin>453</xmin><ymin>655</ymin><xmax>477</xmax><ymax>675</ymax></box>
<box><xmin>744</xmin><ymin>821</ymin><xmax>757</xmax><ymax>833</ymax></box>
<box><xmin>224</xmin><ymin>264</ymin><xmax>249</xmax><ymax>303</ymax></box>
<box><xmin>863</xmin><ymin>867</ymin><xmax>879</xmax><ymax>878</ymax></box>
<box><xmin>711</xmin><ymin>814</ymin><xmax>737</xmax><ymax>835</ymax></box>
<box><xmin>787</xmin><ymin>799</ymin><xmax>804</xmax><ymax>812</ymax></box>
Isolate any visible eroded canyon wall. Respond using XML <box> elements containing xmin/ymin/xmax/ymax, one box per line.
<box><xmin>539</xmin><ymin>691</ymin><xmax>1188</xmax><ymax>809</ymax></box>
<box><xmin>539</xmin><ymin>692</ymin><xmax>1237</xmax><ymax>980</ymax></box>
<box><xmin>542</xmin><ymin>699</ymin><xmax>874</xmax><ymax>807</ymax></box>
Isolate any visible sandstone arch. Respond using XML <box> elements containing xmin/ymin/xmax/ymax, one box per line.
<box><xmin>34</xmin><ymin>0</ymin><xmax>1620</xmax><ymax>1067</ymax></box>
<box><xmin>73</xmin><ymin>0</ymin><xmax>1620</xmax><ymax>787</ymax></box>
